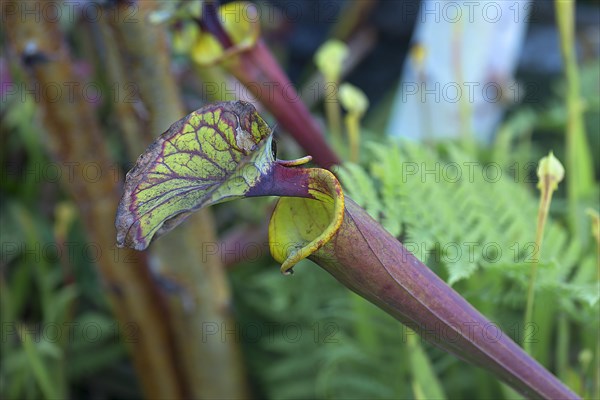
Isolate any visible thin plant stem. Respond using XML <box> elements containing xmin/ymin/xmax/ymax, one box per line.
<box><xmin>18</xmin><ymin>326</ymin><xmax>61</xmax><ymax>400</ymax></box>
<box><xmin>523</xmin><ymin>176</ymin><xmax>554</xmax><ymax>354</ymax></box>
<box><xmin>589</xmin><ymin>210</ymin><xmax>600</xmax><ymax>399</ymax></box>
<box><xmin>325</xmin><ymin>84</ymin><xmax>343</xmax><ymax>141</ymax></box>
<box><xmin>351</xmin><ymin>293</ymin><xmax>378</xmax><ymax>353</ymax></box>
<box><xmin>556</xmin><ymin>313</ymin><xmax>569</xmax><ymax>380</ymax></box>
<box><xmin>345</xmin><ymin>114</ymin><xmax>361</xmax><ymax>162</ymax></box>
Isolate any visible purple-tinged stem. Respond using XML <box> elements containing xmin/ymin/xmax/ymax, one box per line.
<box><xmin>309</xmin><ymin>198</ymin><xmax>579</xmax><ymax>399</ymax></box>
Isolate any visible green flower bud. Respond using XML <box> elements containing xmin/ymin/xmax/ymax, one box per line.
<box><xmin>338</xmin><ymin>83</ymin><xmax>369</xmax><ymax>116</ymax></box>
<box><xmin>314</xmin><ymin>40</ymin><xmax>348</xmax><ymax>83</ymax></box>
<box><xmin>537</xmin><ymin>151</ymin><xmax>565</xmax><ymax>191</ymax></box>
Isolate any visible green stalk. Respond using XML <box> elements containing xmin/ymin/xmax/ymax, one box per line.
<box><xmin>597</xmin><ymin>312</ymin><xmax>600</xmax><ymax>400</ymax></box>
<box><xmin>588</xmin><ymin>209</ymin><xmax>600</xmax><ymax>399</ymax></box>
<box><xmin>345</xmin><ymin>113</ymin><xmax>361</xmax><ymax>162</ymax></box>
<box><xmin>406</xmin><ymin>328</ymin><xmax>446</xmax><ymax>400</ymax></box>
<box><xmin>18</xmin><ymin>326</ymin><xmax>60</xmax><ymax>400</ymax></box>
<box><xmin>314</xmin><ymin>40</ymin><xmax>347</xmax><ymax>142</ymax></box>
<box><xmin>351</xmin><ymin>294</ymin><xmax>378</xmax><ymax>353</ymax></box>
<box><xmin>339</xmin><ymin>83</ymin><xmax>368</xmax><ymax>163</ymax></box>
<box><xmin>523</xmin><ymin>184</ymin><xmax>552</xmax><ymax>354</ymax></box>
<box><xmin>524</xmin><ymin>153</ymin><xmax>564</xmax><ymax>354</ymax></box>
<box><xmin>556</xmin><ymin>314</ymin><xmax>569</xmax><ymax>380</ymax></box>
<box><xmin>555</xmin><ymin>0</ymin><xmax>595</xmax><ymax>234</ymax></box>
<box><xmin>325</xmin><ymin>85</ymin><xmax>343</xmax><ymax>141</ymax></box>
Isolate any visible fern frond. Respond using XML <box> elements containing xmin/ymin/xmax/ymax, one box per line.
<box><xmin>337</xmin><ymin>139</ymin><xmax>591</xmax><ymax>296</ymax></box>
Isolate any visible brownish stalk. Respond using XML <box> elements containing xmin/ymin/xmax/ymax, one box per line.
<box><xmin>96</xmin><ymin>19</ymin><xmax>149</xmax><ymax>157</ymax></box>
<box><xmin>3</xmin><ymin>2</ymin><xmax>184</xmax><ymax>397</ymax></box>
<box><xmin>106</xmin><ymin>1</ymin><xmax>248</xmax><ymax>398</ymax></box>
<box><xmin>329</xmin><ymin>0</ymin><xmax>378</xmax><ymax>40</ymax></box>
